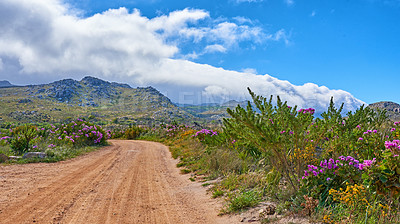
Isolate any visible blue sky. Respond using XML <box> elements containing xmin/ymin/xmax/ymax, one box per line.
<box><xmin>64</xmin><ymin>0</ymin><xmax>400</xmax><ymax>104</ymax></box>
<box><xmin>0</xmin><ymin>0</ymin><xmax>399</xmax><ymax>111</ymax></box>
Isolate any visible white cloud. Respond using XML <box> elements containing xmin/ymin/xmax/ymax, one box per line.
<box><xmin>310</xmin><ymin>10</ymin><xmax>316</xmax><ymax>17</ymax></box>
<box><xmin>0</xmin><ymin>58</ymin><xmax>3</xmax><ymax>71</ymax></box>
<box><xmin>149</xmin><ymin>8</ymin><xmax>210</xmax><ymax>36</ymax></box>
<box><xmin>241</xmin><ymin>68</ymin><xmax>257</xmax><ymax>74</ymax></box>
<box><xmin>285</xmin><ymin>0</ymin><xmax>294</xmax><ymax>6</ymax></box>
<box><xmin>0</xmin><ymin>0</ymin><xmax>365</xmax><ymax>113</ymax></box>
<box><xmin>268</xmin><ymin>29</ymin><xmax>291</xmax><ymax>45</ymax></box>
<box><xmin>177</xmin><ymin>21</ymin><xmax>266</xmax><ymax>55</ymax></box>
<box><xmin>204</xmin><ymin>44</ymin><xmax>227</xmax><ymax>53</ymax></box>
<box><xmin>151</xmin><ymin>59</ymin><xmax>364</xmax><ymax>112</ymax></box>
<box><xmin>233</xmin><ymin>16</ymin><xmax>254</xmax><ymax>24</ymax></box>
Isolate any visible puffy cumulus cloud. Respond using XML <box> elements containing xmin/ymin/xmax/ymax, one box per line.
<box><xmin>148</xmin><ymin>8</ymin><xmax>210</xmax><ymax>37</ymax></box>
<box><xmin>0</xmin><ymin>0</ymin><xmax>176</xmax><ymax>78</ymax></box>
<box><xmin>0</xmin><ymin>0</ymin><xmax>365</xmax><ymax>113</ymax></box>
<box><xmin>175</xmin><ymin>18</ymin><xmax>267</xmax><ymax>54</ymax></box>
<box><xmin>0</xmin><ymin>1</ymin><xmax>268</xmax><ymax>77</ymax></box>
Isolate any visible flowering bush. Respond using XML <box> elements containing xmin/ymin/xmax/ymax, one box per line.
<box><xmin>301</xmin><ymin>155</ymin><xmax>376</xmax><ymax>205</ymax></box>
<box><xmin>52</xmin><ymin>120</ymin><xmax>108</xmax><ymax>146</ymax></box>
<box><xmin>329</xmin><ymin>184</ymin><xmax>369</xmax><ymax>210</ymax></box>
<box><xmin>192</xmin><ymin>129</ymin><xmax>219</xmax><ymax>146</ymax></box>
<box><xmin>368</xmin><ymin>139</ymin><xmax>400</xmax><ymax>198</ymax></box>
<box><xmin>354</xmin><ymin>128</ymin><xmax>385</xmax><ymax>159</ymax></box>
<box><xmin>160</xmin><ymin>124</ymin><xmax>192</xmax><ymax>139</ymax></box>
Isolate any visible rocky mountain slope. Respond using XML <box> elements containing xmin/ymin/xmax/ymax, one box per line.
<box><xmin>0</xmin><ymin>80</ymin><xmax>15</xmax><ymax>88</ymax></box>
<box><xmin>179</xmin><ymin>100</ymin><xmax>248</xmax><ymax>122</ymax></box>
<box><xmin>368</xmin><ymin>101</ymin><xmax>400</xmax><ymax>122</ymax></box>
<box><xmin>0</xmin><ymin>76</ymin><xmax>193</xmax><ymax>125</ymax></box>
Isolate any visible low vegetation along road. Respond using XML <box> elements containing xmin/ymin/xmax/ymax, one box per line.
<box><xmin>0</xmin><ymin>140</ymin><xmax>236</xmax><ymax>224</ymax></box>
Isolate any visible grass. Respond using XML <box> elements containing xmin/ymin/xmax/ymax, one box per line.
<box><xmin>161</xmin><ymin>133</ymin><xmax>277</xmax><ymax>214</ymax></box>
<box><xmin>180</xmin><ymin>168</ymin><xmax>191</xmax><ymax>174</ymax></box>
<box><xmin>225</xmin><ymin>190</ymin><xmax>262</xmax><ymax>213</ymax></box>
<box><xmin>212</xmin><ymin>188</ymin><xmax>225</xmax><ymax>198</ymax></box>
<box><xmin>201</xmin><ymin>183</ymin><xmax>211</xmax><ymax>187</ymax></box>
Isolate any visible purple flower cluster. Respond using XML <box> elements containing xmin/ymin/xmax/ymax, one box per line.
<box><xmin>302</xmin><ymin>156</ymin><xmax>376</xmax><ymax>180</ymax></box>
<box><xmin>94</xmin><ymin>132</ymin><xmax>103</xmax><ymax>144</ymax></box>
<box><xmin>363</xmin><ymin>130</ymin><xmax>378</xmax><ymax>135</ymax></box>
<box><xmin>165</xmin><ymin>125</ymin><xmax>188</xmax><ymax>137</ymax></box>
<box><xmin>298</xmin><ymin>108</ymin><xmax>315</xmax><ymax>115</ymax></box>
<box><xmin>193</xmin><ymin>129</ymin><xmax>218</xmax><ymax>137</ymax></box>
<box><xmin>385</xmin><ymin>140</ymin><xmax>400</xmax><ymax>157</ymax></box>
<box><xmin>53</xmin><ymin>121</ymin><xmax>106</xmax><ymax>145</ymax></box>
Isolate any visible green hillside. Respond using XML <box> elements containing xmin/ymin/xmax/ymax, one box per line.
<box><xmin>0</xmin><ymin>76</ymin><xmax>193</xmax><ymax>125</ymax></box>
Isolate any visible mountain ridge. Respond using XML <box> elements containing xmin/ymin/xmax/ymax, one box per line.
<box><xmin>1</xmin><ymin>76</ymin><xmax>399</xmax><ymax>124</ymax></box>
<box><xmin>0</xmin><ymin>76</ymin><xmax>192</xmax><ymax>125</ymax></box>
<box><xmin>0</xmin><ymin>80</ymin><xmax>16</xmax><ymax>88</ymax></box>
<box><xmin>368</xmin><ymin>101</ymin><xmax>400</xmax><ymax>122</ymax></box>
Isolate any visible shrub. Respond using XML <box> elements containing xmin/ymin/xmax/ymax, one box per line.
<box><xmin>9</xmin><ymin>124</ymin><xmax>38</xmax><ymax>155</ymax></box>
<box><xmin>53</xmin><ymin>120</ymin><xmax>108</xmax><ymax>146</ymax></box>
<box><xmin>124</xmin><ymin>125</ymin><xmax>147</xmax><ymax>139</ymax></box>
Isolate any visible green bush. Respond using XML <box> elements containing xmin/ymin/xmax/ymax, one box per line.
<box><xmin>124</xmin><ymin>125</ymin><xmax>147</xmax><ymax>139</ymax></box>
<box><xmin>9</xmin><ymin>124</ymin><xmax>38</xmax><ymax>155</ymax></box>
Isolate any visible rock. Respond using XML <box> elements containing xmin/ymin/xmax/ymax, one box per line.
<box><xmin>8</xmin><ymin>156</ymin><xmax>22</xmax><ymax>160</ymax></box>
<box><xmin>0</xmin><ymin>153</ymin><xmax>8</xmax><ymax>163</ymax></box>
<box><xmin>36</xmin><ymin>88</ymin><xmax>45</xmax><ymax>94</ymax></box>
<box><xmin>22</xmin><ymin>152</ymin><xmax>47</xmax><ymax>159</ymax></box>
<box><xmin>264</xmin><ymin>204</ymin><xmax>276</xmax><ymax>216</ymax></box>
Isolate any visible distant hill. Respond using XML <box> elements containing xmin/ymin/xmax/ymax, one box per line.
<box><xmin>179</xmin><ymin>100</ymin><xmax>249</xmax><ymax>123</ymax></box>
<box><xmin>0</xmin><ymin>76</ymin><xmax>194</xmax><ymax>125</ymax></box>
<box><xmin>0</xmin><ymin>80</ymin><xmax>15</xmax><ymax>88</ymax></box>
<box><xmin>369</xmin><ymin>101</ymin><xmax>400</xmax><ymax>122</ymax></box>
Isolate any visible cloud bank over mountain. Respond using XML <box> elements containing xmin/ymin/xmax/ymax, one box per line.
<box><xmin>0</xmin><ymin>0</ymin><xmax>365</xmax><ymax>112</ymax></box>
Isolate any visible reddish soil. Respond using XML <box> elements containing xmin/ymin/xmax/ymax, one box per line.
<box><xmin>0</xmin><ymin>140</ymin><xmax>238</xmax><ymax>224</ymax></box>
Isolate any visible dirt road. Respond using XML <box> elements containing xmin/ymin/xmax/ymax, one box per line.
<box><xmin>0</xmin><ymin>140</ymin><xmax>238</xmax><ymax>224</ymax></box>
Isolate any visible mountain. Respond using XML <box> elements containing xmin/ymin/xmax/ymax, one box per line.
<box><xmin>0</xmin><ymin>80</ymin><xmax>15</xmax><ymax>88</ymax></box>
<box><xmin>179</xmin><ymin>100</ymin><xmax>249</xmax><ymax>123</ymax></box>
<box><xmin>0</xmin><ymin>76</ymin><xmax>194</xmax><ymax>125</ymax></box>
<box><xmin>369</xmin><ymin>101</ymin><xmax>400</xmax><ymax>122</ymax></box>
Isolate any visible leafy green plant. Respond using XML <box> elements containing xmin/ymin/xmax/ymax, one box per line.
<box><xmin>9</xmin><ymin>124</ymin><xmax>38</xmax><ymax>154</ymax></box>
<box><xmin>224</xmin><ymin>88</ymin><xmax>317</xmax><ymax>191</ymax></box>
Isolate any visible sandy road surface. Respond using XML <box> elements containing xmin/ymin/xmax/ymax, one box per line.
<box><xmin>0</xmin><ymin>140</ymin><xmax>238</xmax><ymax>224</ymax></box>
